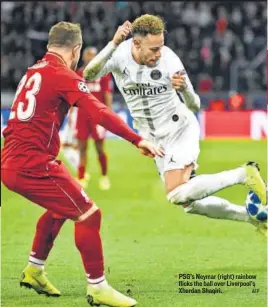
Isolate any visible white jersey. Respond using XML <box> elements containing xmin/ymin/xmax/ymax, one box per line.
<box><xmin>94</xmin><ymin>38</ymin><xmax>199</xmax><ymax>138</ymax></box>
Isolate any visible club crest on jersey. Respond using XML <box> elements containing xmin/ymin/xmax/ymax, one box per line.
<box><xmin>150</xmin><ymin>69</ymin><xmax>162</xmax><ymax>80</ymax></box>
<box><xmin>78</xmin><ymin>81</ymin><xmax>90</xmax><ymax>93</ymax></box>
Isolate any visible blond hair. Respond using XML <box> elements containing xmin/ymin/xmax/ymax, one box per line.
<box><xmin>132</xmin><ymin>14</ymin><xmax>165</xmax><ymax>37</ymax></box>
<box><xmin>48</xmin><ymin>21</ymin><xmax>82</xmax><ymax>48</ymax></box>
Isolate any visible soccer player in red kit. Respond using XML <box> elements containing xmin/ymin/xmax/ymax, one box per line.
<box><xmin>76</xmin><ymin>47</ymin><xmax>113</xmax><ymax>190</ymax></box>
<box><xmin>1</xmin><ymin>21</ymin><xmax>163</xmax><ymax>307</ymax></box>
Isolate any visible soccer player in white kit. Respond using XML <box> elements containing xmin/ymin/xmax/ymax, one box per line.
<box><xmin>83</xmin><ymin>14</ymin><xmax>267</xmax><ymax>235</ymax></box>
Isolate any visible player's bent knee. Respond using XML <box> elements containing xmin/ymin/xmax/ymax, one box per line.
<box><xmin>167</xmin><ymin>184</ymin><xmax>190</xmax><ymax>204</ymax></box>
<box><xmin>76</xmin><ymin>204</ymin><xmax>101</xmax><ymax>229</ymax></box>
<box><xmin>165</xmin><ymin>176</ymin><xmax>188</xmax><ymax>194</ymax></box>
<box><xmin>77</xmin><ymin>203</ymin><xmax>100</xmax><ymax>222</ymax></box>
<box><xmin>183</xmin><ymin>202</ymin><xmax>197</xmax><ymax>214</ymax></box>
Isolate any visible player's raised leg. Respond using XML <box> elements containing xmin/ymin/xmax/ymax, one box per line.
<box><xmin>166</xmin><ymin>162</ymin><xmax>266</xmax><ymax>206</ymax></box>
<box><xmin>151</xmin><ymin>112</ymin><xmax>266</xmax><ymax>225</ymax></box>
<box><xmin>164</xmin><ymin>165</ymin><xmax>266</xmax><ymax>232</ymax></box>
<box><xmin>184</xmin><ymin>194</ymin><xmax>268</xmax><ymax>237</ymax></box>
<box><xmin>162</xmin><ymin>165</ymin><xmax>251</xmax><ymax>223</ymax></box>
<box><xmin>185</xmin><ymin>196</ymin><xmax>250</xmax><ymax>222</ymax></box>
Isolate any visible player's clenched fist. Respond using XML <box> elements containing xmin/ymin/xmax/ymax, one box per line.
<box><xmin>171</xmin><ymin>71</ymin><xmax>187</xmax><ymax>92</ymax></box>
<box><xmin>137</xmin><ymin>140</ymin><xmax>165</xmax><ymax>158</ymax></box>
<box><xmin>112</xmin><ymin>21</ymin><xmax>132</xmax><ymax>45</ymax></box>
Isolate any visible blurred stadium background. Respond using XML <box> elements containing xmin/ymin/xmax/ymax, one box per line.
<box><xmin>1</xmin><ymin>2</ymin><xmax>267</xmax><ymax>307</ymax></box>
<box><xmin>1</xmin><ymin>2</ymin><xmax>267</xmax><ymax>115</ymax></box>
<box><xmin>1</xmin><ymin>2</ymin><xmax>267</xmax><ymax>138</ymax></box>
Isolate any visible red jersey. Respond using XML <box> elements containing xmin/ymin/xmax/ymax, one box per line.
<box><xmin>2</xmin><ymin>52</ymin><xmax>142</xmax><ymax>172</ymax></box>
<box><xmin>76</xmin><ymin>68</ymin><xmax>113</xmax><ymax>102</ymax></box>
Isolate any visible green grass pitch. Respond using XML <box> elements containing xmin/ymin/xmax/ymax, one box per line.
<box><xmin>1</xmin><ymin>139</ymin><xmax>267</xmax><ymax>307</ymax></box>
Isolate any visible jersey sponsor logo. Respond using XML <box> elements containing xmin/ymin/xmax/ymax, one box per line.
<box><xmin>150</xmin><ymin>69</ymin><xmax>162</xmax><ymax>80</ymax></box>
<box><xmin>122</xmin><ymin>85</ymin><xmax>167</xmax><ymax>96</ymax></box>
<box><xmin>78</xmin><ymin>81</ymin><xmax>90</xmax><ymax>93</ymax></box>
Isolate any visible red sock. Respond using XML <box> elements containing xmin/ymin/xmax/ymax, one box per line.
<box><xmin>78</xmin><ymin>165</ymin><xmax>85</xmax><ymax>179</ymax></box>
<box><xmin>98</xmin><ymin>153</ymin><xmax>107</xmax><ymax>176</ymax></box>
<box><xmin>75</xmin><ymin>209</ymin><xmax>104</xmax><ymax>279</ymax></box>
<box><xmin>31</xmin><ymin>211</ymin><xmax>66</xmax><ymax>260</ymax></box>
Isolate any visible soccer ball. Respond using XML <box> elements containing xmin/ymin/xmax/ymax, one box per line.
<box><xmin>245</xmin><ymin>191</ymin><xmax>267</xmax><ymax>222</ymax></box>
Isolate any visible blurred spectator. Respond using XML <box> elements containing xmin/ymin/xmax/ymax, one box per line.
<box><xmin>116</xmin><ymin>2</ymin><xmax>129</xmax><ymax>9</ymax></box>
<box><xmin>228</xmin><ymin>92</ymin><xmax>245</xmax><ymax>110</ymax></box>
<box><xmin>1</xmin><ymin>1</ymin><xmax>266</xmax><ymax>96</ymax></box>
<box><xmin>216</xmin><ymin>6</ymin><xmax>228</xmax><ymax>35</ymax></box>
<box><xmin>198</xmin><ymin>74</ymin><xmax>213</xmax><ymax>93</ymax></box>
<box><xmin>208</xmin><ymin>99</ymin><xmax>226</xmax><ymax>111</ymax></box>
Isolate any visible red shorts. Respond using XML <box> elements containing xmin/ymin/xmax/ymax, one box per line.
<box><xmin>76</xmin><ymin>108</ymin><xmax>106</xmax><ymax>141</ymax></box>
<box><xmin>1</xmin><ymin>160</ymin><xmax>97</xmax><ymax>221</ymax></box>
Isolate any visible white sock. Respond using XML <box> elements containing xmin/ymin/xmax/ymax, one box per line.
<box><xmin>87</xmin><ymin>275</ymin><xmax>107</xmax><ymax>289</ymax></box>
<box><xmin>185</xmin><ymin>196</ymin><xmax>250</xmax><ymax>222</ymax></box>
<box><xmin>28</xmin><ymin>256</ymin><xmax>45</xmax><ymax>270</ymax></box>
<box><xmin>167</xmin><ymin>167</ymin><xmax>246</xmax><ymax>204</ymax></box>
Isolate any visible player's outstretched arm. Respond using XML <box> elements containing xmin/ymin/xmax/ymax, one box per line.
<box><xmin>83</xmin><ymin>21</ymin><xmax>132</xmax><ymax>81</ymax></box>
<box><xmin>76</xmin><ymin>94</ymin><xmax>164</xmax><ymax>158</ymax></box>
